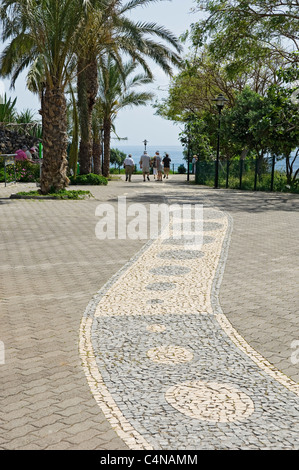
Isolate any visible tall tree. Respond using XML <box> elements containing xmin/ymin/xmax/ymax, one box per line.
<box><xmin>76</xmin><ymin>0</ymin><xmax>183</xmax><ymax>174</ymax></box>
<box><xmin>91</xmin><ymin>97</ymin><xmax>104</xmax><ymax>175</ymax></box>
<box><xmin>97</xmin><ymin>56</ymin><xmax>154</xmax><ymax>177</ymax></box>
<box><xmin>0</xmin><ymin>0</ymin><xmax>86</xmax><ymax>193</ymax></box>
<box><xmin>191</xmin><ymin>0</ymin><xmax>299</xmax><ymax>65</ymax></box>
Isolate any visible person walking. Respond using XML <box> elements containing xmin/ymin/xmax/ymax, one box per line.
<box><xmin>139</xmin><ymin>151</ymin><xmax>151</xmax><ymax>181</ymax></box>
<box><xmin>124</xmin><ymin>154</ymin><xmax>135</xmax><ymax>182</ymax></box>
<box><xmin>155</xmin><ymin>151</ymin><xmax>163</xmax><ymax>181</ymax></box>
<box><xmin>151</xmin><ymin>154</ymin><xmax>157</xmax><ymax>179</ymax></box>
<box><xmin>163</xmin><ymin>153</ymin><xmax>171</xmax><ymax>179</ymax></box>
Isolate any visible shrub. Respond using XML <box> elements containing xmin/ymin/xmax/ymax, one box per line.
<box><xmin>109</xmin><ymin>167</ymin><xmax>125</xmax><ymax>174</ymax></box>
<box><xmin>69</xmin><ymin>173</ymin><xmax>108</xmax><ymax>185</ymax></box>
<box><xmin>0</xmin><ymin>160</ymin><xmax>40</xmax><ymax>183</ymax></box>
<box><xmin>177</xmin><ymin>164</ymin><xmax>186</xmax><ymax>174</ymax></box>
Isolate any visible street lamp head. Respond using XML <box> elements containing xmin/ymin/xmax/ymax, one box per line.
<box><xmin>213</xmin><ymin>93</ymin><xmax>228</xmax><ymax>110</ymax></box>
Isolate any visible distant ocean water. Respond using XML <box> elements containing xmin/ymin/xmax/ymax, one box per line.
<box><xmin>115</xmin><ymin>145</ymin><xmax>186</xmax><ymax>170</ymax></box>
<box><xmin>115</xmin><ymin>144</ymin><xmax>298</xmax><ymax>172</ymax></box>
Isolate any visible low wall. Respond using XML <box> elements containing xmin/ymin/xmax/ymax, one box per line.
<box><xmin>0</xmin><ymin>124</ymin><xmax>41</xmax><ymax>154</ymax></box>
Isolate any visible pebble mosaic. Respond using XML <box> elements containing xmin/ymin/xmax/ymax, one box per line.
<box><xmin>79</xmin><ymin>202</ymin><xmax>299</xmax><ymax>450</ymax></box>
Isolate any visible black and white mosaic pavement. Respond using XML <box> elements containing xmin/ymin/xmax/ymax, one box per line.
<box><xmin>80</xmin><ymin>205</ymin><xmax>299</xmax><ymax>450</ymax></box>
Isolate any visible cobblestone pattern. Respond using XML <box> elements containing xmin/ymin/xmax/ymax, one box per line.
<box><xmin>0</xmin><ymin>182</ymin><xmax>152</xmax><ymax>450</ymax></box>
<box><xmin>80</xmin><ymin>200</ymin><xmax>299</xmax><ymax>450</ymax></box>
<box><xmin>1</xmin><ymin>178</ymin><xmax>298</xmax><ymax>450</ymax></box>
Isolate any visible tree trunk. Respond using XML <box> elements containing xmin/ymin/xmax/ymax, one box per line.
<box><xmin>40</xmin><ymin>86</ymin><xmax>69</xmax><ymax>194</ymax></box>
<box><xmin>93</xmin><ymin>139</ymin><xmax>102</xmax><ymax>174</ymax></box>
<box><xmin>103</xmin><ymin>117</ymin><xmax>111</xmax><ymax>177</ymax></box>
<box><xmin>78</xmin><ymin>56</ymin><xmax>98</xmax><ymax>174</ymax></box>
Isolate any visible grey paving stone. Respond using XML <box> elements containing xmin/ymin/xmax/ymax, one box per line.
<box><xmin>0</xmin><ymin>177</ymin><xmax>298</xmax><ymax>450</ymax></box>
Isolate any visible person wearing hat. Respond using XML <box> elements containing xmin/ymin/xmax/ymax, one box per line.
<box><xmin>139</xmin><ymin>151</ymin><xmax>151</xmax><ymax>181</ymax></box>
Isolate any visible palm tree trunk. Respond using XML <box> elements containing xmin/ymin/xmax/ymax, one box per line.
<box><xmin>78</xmin><ymin>57</ymin><xmax>91</xmax><ymax>174</ymax></box>
<box><xmin>103</xmin><ymin>116</ymin><xmax>111</xmax><ymax>177</ymax></box>
<box><xmin>93</xmin><ymin>139</ymin><xmax>102</xmax><ymax>174</ymax></box>
<box><xmin>68</xmin><ymin>86</ymin><xmax>79</xmax><ymax>176</ymax></box>
<box><xmin>78</xmin><ymin>56</ymin><xmax>98</xmax><ymax>174</ymax></box>
<box><xmin>40</xmin><ymin>86</ymin><xmax>69</xmax><ymax>194</ymax></box>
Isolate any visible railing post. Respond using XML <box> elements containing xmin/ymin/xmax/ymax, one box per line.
<box><xmin>239</xmin><ymin>158</ymin><xmax>243</xmax><ymax>190</ymax></box>
<box><xmin>254</xmin><ymin>156</ymin><xmax>258</xmax><ymax>191</ymax></box>
<box><xmin>270</xmin><ymin>155</ymin><xmax>275</xmax><ymax>191</ymax></box>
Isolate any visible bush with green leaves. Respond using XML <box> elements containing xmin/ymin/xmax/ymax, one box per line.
<box><xmin>0</xmin><ymin>160</ymin><xmax>40</xmax><ymax>183</ymax></box>
<box><xmin>177</xmin><ymin>164</ymin><xmax>186</xmax><ymax>174</ymax></box>
<box><xmin>69</xmin><ymin>173</ymin><xmax>108</xmax><ymax>185</ymax></box>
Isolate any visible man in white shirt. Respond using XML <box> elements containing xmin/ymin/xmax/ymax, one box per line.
<box><xmin>124</xmin><ymin>154</ymin><xmax>135</xmax><ymax>182</ymax></box>
<box><xmin>139</xmin><ymin>151</ymin><xmax>150</xmax><ymax>181</ymax></box>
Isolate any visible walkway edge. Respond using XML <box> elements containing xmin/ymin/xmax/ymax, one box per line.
<box><xmin>211</xmin><ymin>211</ymin><xmax>299</xmax><ymax>397</ymax></box>
<box><xmin>79</xmin><ymin>196</ymin><xmax>299</xmax><ymax>451</ymax></box>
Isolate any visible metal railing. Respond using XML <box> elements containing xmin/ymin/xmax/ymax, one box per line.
<box><xmin>194</xmin><ymin>156</ymin><xmax>298</xmax><ymax>192</ymax></box>
<box><xmin>0</xmin><ymin>154</ymin><xmax>16</xmax><ymax>186</ymax></box>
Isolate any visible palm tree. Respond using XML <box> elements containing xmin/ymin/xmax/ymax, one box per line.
<box><xmin>91</xmin><ymin>98</ymin><xmax>104</xmax><ymax>175</ymax></box>
<box><xmin>96</xmin><ymin>55</ymin><xmax>154</xmax><ymax>177</ymax></box>
<box><xmin>0</xmin><ymin>0</ymin><xmax>86</xmax><ymax>193</ymax></box>
<box><xmin>0</xmin><ymin>0</ymin><xmax>183</xmax><ymax>187</ymax></box>
<box><xmin>76</xmin><ymin>0</ymin><xmax>183</xmax><ymax>174</ymax></box>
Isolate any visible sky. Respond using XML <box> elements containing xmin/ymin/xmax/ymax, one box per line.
<box><xmin>0</xmin><ymin>0</ymin><xmax>201</xmax><ymax>148</ymax></box>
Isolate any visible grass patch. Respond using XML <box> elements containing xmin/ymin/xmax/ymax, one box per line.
<box><xmin>12</xmin><ymin>189</ymin><xmax>93</xmax><ymax>199</ymax></box>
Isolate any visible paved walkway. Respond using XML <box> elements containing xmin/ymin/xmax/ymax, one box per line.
<box><xmin>0</xmin><ymin>175</ymin><xmax>298</xmax><ymax>450</ymax></box>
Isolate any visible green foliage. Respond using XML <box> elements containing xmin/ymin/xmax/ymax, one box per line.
<box><xmin>15</xmin><ymin>108</ymin><xmax>35</xmax><ymax>123</ymax></box>
<box><xmin>110</xmin><ymin>148</ymin><xmax>126</xmax><ymax>167</ymax></box>
<box><xmin>177</xmin><ymin>164</ymin><xmax>186</xmax><ymax>174</ymax></box>
<box><xmin>0</xmin><ymin>93</ymin><xmax>17</xmax><ymax>122</ymax></box>
<box><xmin>69</xmin><ymin>173</ymin><xmax>108</xmax><ymax>185</ymax></box>
<box><xmin>15</xmin><ymin>189</ymin><xmax>92</xmax><ymax>199</ymax></box>
<box><xmin>97</xmin><ymin>56</ymin><xmax>155</xmax><ymax>125</ymax></box>
<box><xmin>195</xmin><ymin>158</ymin><xmax>299</xmax><ymax>193</ymax></box>
<box><xmin>192</xmin><ymin>0</ymin><xmax>299</xmax><ymax>66</ymax></box>
<box><xmin>180</xmin><ymin>114</ymin><xmax>215</xmax><ymax>161</ymax></box>
<box><xmin>0</xmin><ymin>160</ymin><xmax>40</xmax><ymax>183</ymax></box>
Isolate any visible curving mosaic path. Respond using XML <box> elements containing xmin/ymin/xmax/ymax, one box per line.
<box><xmin>79</xmin><ymin>203</ymin><xmax>299</xmax><ymax>450</ymax></box>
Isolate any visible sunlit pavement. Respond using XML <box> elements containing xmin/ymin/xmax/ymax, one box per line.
<box><xmin>0</xmin><ymin>176</ymin><xmax>298</xmax><ymax>449</ymax></box>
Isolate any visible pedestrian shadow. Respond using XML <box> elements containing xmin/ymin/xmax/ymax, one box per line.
<box><xmin>0</xmin><ymin>198</ymin><xmax>13</xmax><ymax>205</ymax></box>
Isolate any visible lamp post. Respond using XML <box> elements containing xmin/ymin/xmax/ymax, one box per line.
<box><xmin>212</xmin><ymin>93</ymin><xmax>228</xmax><ymax>189</ymax></box>
<box><xmin>187</xmin><ymin>135</ymin><xmax>190</xmax><ymax>182</ymax></box>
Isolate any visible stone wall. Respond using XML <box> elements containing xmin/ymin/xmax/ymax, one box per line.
<box><xmin>0</xmin><ymin>125</ymin><xmax>42</xmax><ymax>154</ymax></box>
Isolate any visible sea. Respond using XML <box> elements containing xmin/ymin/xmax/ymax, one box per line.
<box><xmin>116</xmin><ymin>145</ymin><xmax>186</xmax><ymax>171</ymax></box>
<box><xmin>115</xmin><ymin>144</ymin><xmax>299</xmax><ymax>173</ymax></box>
